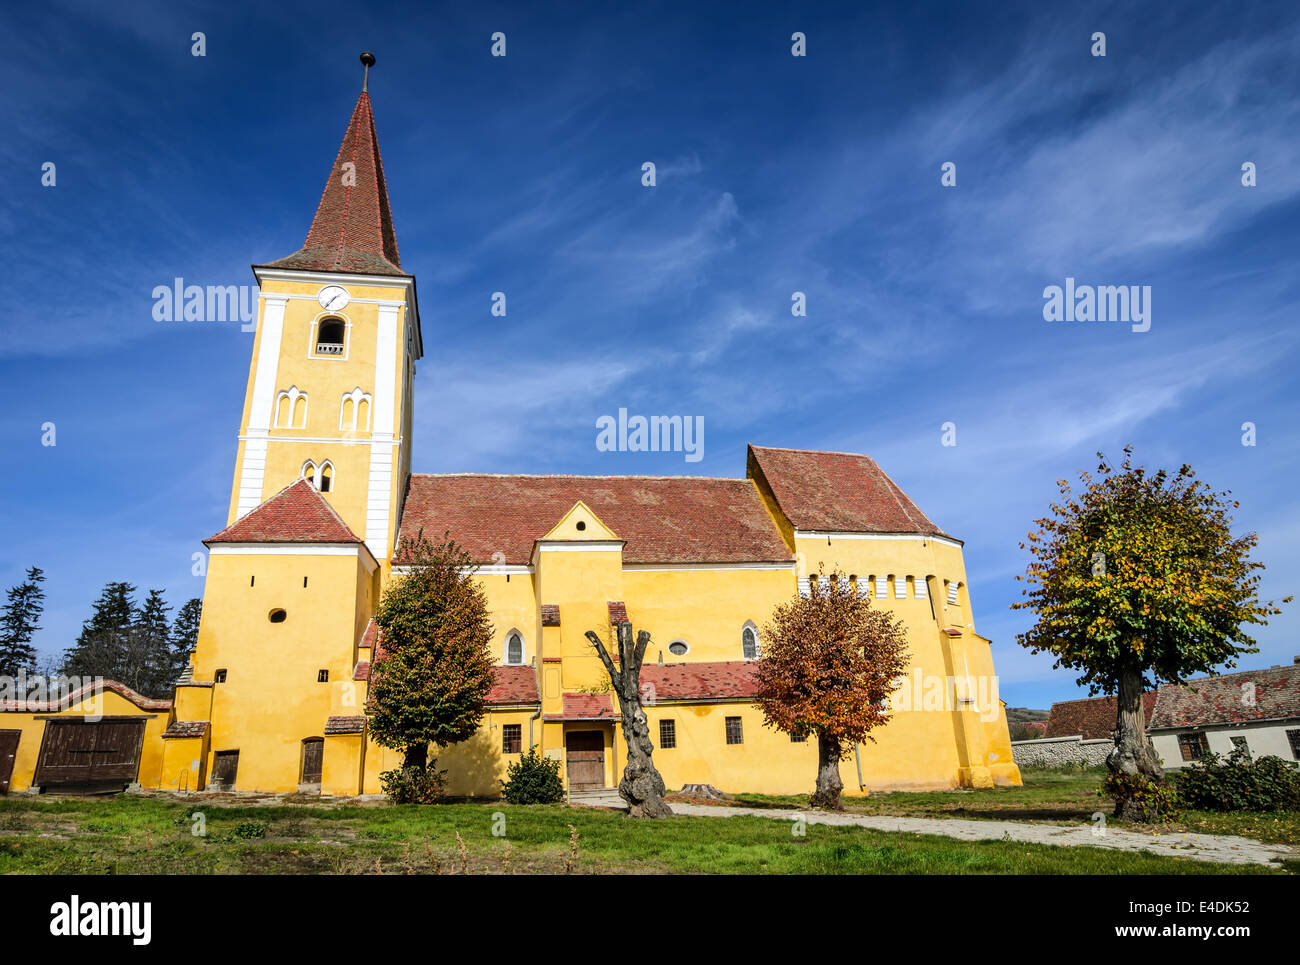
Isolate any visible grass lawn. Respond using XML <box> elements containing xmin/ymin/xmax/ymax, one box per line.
<box><xmin>0</xmin><ymin>780</ymin><xmax>1290</xmax><ymax>875</ymax></box>
<box><xmin>730</xmin><ymin>768</ymin><xmax>1300</xmax><ymax>847</ymax></box>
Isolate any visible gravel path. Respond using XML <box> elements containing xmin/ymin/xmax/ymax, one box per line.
<box><xmin>664</xmin><ymin>803</ymin><xmax>1294</xmax><ymax>867</ymax></box>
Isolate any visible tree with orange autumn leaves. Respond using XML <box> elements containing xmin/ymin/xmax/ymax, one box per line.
<box><xmin>1013</xmin><ymin>448</ymin><xmax>1288</xmax><ymax>818</ymax></box>
<box><xmin>755</xmin><ymin>569</ymin><xmax>909</xmax><ymax>810</ymax></box>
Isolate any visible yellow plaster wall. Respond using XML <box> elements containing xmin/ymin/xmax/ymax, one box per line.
<box><xmin>188</xmin><ymin>548</ymin><xmax>373</xmax><ymax>792</ymax></box>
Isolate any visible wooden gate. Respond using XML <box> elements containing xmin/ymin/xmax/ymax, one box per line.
<box><xmin>300</xmin><ymin>739</ymin><xmax>323</xmax><ymax>785</ymax></box>
<box><xmin>565</xmin><ymin>731</ymin><xmax>605</xmax><ymax>790</ymax></box>
<box><xmin>0</xmin><ymin>731</ymin><xmax>20</xmax><ymax>795</ymax></box>
<box><xmin>33</xmin><ymin>719</ymin><xmax>146</xmax><ymax>790</ymax></box>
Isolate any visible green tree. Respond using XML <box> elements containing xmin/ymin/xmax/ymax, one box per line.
<box><xmin>129</xmin><ymin>589</ymin><xmax>173</xmax><ymax>697</ymax></box>
<box><xmin>170</xmin><ymin>598</ymin><xmax>203</xmax><ymax>681</ymax></box>
<box><xmin>366</xmin><ymin>532</ymin><xmax>495</xmax><ymax>773</ymax></box>
<box><xmin>63</xmin><ymin>582</ymin><xmax>137</xmax><ymax>683</ymax></box>
<box><xmin>0</xmin><ymin>566</ymin><xmax>45</xmax><ymax>677</ymax></box>
<box><xmin>1012</xmin><ymin>448</ymin><xmax>1288</xmax><ymax>818</ymax></box>
<box><xmin>754</xmin><ymin>568</ymin><xmax>910</xmax><ymax>810</ymax></box>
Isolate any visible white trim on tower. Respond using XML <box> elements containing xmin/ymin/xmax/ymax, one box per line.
<box><xmin>236</xmin><ymin>294</ymin><xmax>288</xmax><ymax>518</ymax></box>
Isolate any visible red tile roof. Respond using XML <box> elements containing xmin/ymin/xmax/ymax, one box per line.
<box><xmin>488</xmin><ymin>666</ymin><xmax>539</xmax><ymax>705</ymax></box>
<box><xmin>546</xmin><ymin>693</ymin><xmax>616</xmax><ymax>720</ymax></box>
<box><xmin>397</xmin><ymin>474</ymin><xmax>793</xmax><ymax>565</ymax></box>
<box><xmin>205</xmin><ymin>479</ymin><xmax>364</xmax><ymax>545</ymax></box>
<box><xmin>162</xmin><ymin>720</ymin><xmax>209</xmax><ymax>739</ymax></box>
<box><xmin>748</xmin><ymin>445</ymin><xmax>951</xmax><ymax>539</ymax></box>
<box><xmin>260</xmin><ymin>91</ymin><xmax>403</xmax><ymax>276</ymax></box>
<box><xmin>1149</xmin><ymin>664</ymin><xmax>1300</xmax><ymax>729</ymax></box>
<box><xmin>352</xmin><ymin>656</ymin><xmax>538</xmax><ymax>708</ymax></box>
<box><xmin>641</xmin><ymin>661</ymin><xmax>760</xmax><ymax>701</ymax></box>
<box><xmin>1045</xmin><ymin>692</ymin><xmax>1158</xmax><ymax>740</ymax></box>
<box><xmin>325</xmin><ymin>715</ymin><xmax>366</xmax><ymax>735</ymax></box>
<box><xmin>0</xmin><ymin>678</ymin><xmax>171</xmax><ymax>714</ymax></box>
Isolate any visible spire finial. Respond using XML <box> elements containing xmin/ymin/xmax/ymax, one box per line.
<box><xmin>360</xmin><ymin>51</ymin><xmax>375</xmax><ymax>93</ymax></box>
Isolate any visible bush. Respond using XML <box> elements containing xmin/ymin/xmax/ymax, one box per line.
<box><xmin>231</xmin><ymin>821</ymin><xmax>266</xmax><ymax>840</ymax></box>
<box><xmin>501</xmin><ymin>746</ymin><xmax>565</xmax><ymax>804</ymax></box>
<box><xmin>1101</xmin><ymin>772</ymin><xmax>1180</xmax><ymax>823</ymax></box>
<box><xmin>1174</xmin><ymin>750</ymin><xmax>1300</xmax><ymax>812</ymax></box>
<box><xmin>380</xmin><ymin>764</ymin><xmax>448</xmax><ymax>804</ymax></box>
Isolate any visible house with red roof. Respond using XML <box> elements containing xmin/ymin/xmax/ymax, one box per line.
<box><xmin>16</xmin><ymin>56</ymin><xmax>1021</xmax><ymax>800</ymax></box>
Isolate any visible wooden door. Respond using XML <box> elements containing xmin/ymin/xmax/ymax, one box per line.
<box><xmin>33</xmin><ymin>720</ymin><xmax>145</xmax><ymax>789</ymax></box>
<box><xmin>211</xmin><ymin>750</ymin><xmax>240</xmax><ymax>788</ymax></box>
<box><xmin>565</xmin><ymin>731</ymin><xmax>605</xmax><ymax>790</ymax></box>
<box><xmin>0</xmin><ymin>731</ymin><xmax>19</xmax><ymax>795</ymax></box>
<box><xmin>300</xmin><ymin>739</ymin><xmax>323</xmax><ymax>784</ymax></box>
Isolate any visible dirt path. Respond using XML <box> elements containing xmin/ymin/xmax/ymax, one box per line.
<box><xmin>665</xmin><ymin>803</ymin><xmax>1294</xmax><ymax>867</ymax></box>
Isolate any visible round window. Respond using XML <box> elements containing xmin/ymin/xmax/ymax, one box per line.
<box><xmin>576</xmin><ymin>520</ymin><xmax>587</xmax><ymax>531</ymax></box>
<box><xmin>668</xmin><ymin>641</ymin><xmax>688</xmax><ymax>656</ymax></box>
<box><xmin>269</xmin><ymin>609</ymin><xmax>287</xmax><ymax>623</ymax></box>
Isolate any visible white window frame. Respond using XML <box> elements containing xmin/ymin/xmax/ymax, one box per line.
<box><xmin>309</xmin><ymin>312</ymin><xmax>352</xmax><ymax>361</ymax></box>
<box><xmin>667</xmin><ymin>639</ymin><xmax>691</xmax><ymax>657</ymax></box>
<box><xmin>274</xmin><ymin>386</ymin><xmax>308</xmax><ymax>429</ymax></box>
<box><xmin>503</xmin><ymin>629</ymin><xmax>526</xmax><ymax>666</ymax></box>
<box><xmin>339</xmin><ymin>386</ymin><xmax>373</xmax><ymax>432</ymax></box>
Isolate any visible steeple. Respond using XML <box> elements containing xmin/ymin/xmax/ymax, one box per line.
<box><xmin>263</xmin><ymin>52</ymin><xmax>403</xmax><ymax>276</ymax></box>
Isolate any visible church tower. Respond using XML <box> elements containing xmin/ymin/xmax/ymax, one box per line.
<box><xmin>160</xmin><ymin>55</ymin><xmax>421</xmax><ymax>793</ymax></box>
<box><xmin>229</xmin><ymin>51</ymin><xmax>421</xmax><ymax>570</ymax></box>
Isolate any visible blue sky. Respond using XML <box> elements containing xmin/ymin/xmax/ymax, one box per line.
<box><xmin>1</xmin><ymin>0</ymin><xmax>1297</xmax><ymax>710</ymax></box>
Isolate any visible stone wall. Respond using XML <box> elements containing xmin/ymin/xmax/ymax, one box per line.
<box><xmin>1011</xmin><ymin>734</ymin><xmax>1111</xmax><ymax>768</ymax></box>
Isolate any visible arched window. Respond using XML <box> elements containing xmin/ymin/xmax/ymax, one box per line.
<box><xmin>741</xmin><ymin>623</ymin><xmax>760</xmax><ymax>660</ymax></box>
<box><xmin>339</xmin><ymin>387</ymin><xmax>372</xmax><ymax>432</ymax></box>
<box><xmin>505</xmin><ymin>631</ymin><xmax>524</xmax><ymax>666</ymax></box>
<box><xmin>274</xmin><ymin>387</ymin><xmax>308</xmax><ymax>428</ymax></box>
<box><xmin>316</xmin><ymin>317</ymin><xmax>346</xmax><ymax>354</ymax></box>
<box><xmin>300</xmin><ymin>460</ymin><xmax>334</xmax><ymax>492</ymax></box>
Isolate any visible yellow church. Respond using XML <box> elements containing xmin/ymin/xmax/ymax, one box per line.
<box><xmin>0</xmin><ymin>63</ymin><xmax>1019</xmax><ymax>800</ymax></box>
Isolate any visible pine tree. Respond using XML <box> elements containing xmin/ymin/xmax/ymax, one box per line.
<box><xmin>170</xmin><ymin>598</ymin><xmax>202</xmax><ymax>681</ymax></box>
<box><xmin>130</xmin><ymin>589</ymin><xmax>173</xmax><ymax>697</ymax></box>
<box><xmin>62</xmin><ymin>582</ymin><xmax>137</xmax><ymax>684</ymax></box>
<box><xmin>0</xmin><ymin>566</ymin><xmax>45</xmax><ymax>677</ymax></box>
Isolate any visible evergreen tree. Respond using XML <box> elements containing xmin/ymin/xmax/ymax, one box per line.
<box><xmin>0</xmin><ymin>566</ymin><xmax>45</xmax><ymax>677</ymax></box>
<box><xmin>130</xmin><ymin>589</ymin><xmax>173</xmax><ymax>697</ymax></box>
<box><xmin>170</xmin><ymin>598</ymin><xmax>202</xmax><ymax>681</ymax></box>
<box><xmin>62</xmin><ymin>582</ymin><xmax>137</xmax><ymax>684</ymax></box>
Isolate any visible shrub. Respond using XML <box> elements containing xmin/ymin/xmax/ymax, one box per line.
<box><xmin>231</xmin><ymin>821</ymin><xmax>266</xmax><ymax>840</ymax></box>
<box><xmin>380</xmin><ymin>764</ymin><xmax>448</xmax><ymax>804</ymax></box>
<box><xmin>1101</xmin><ymin>772</ymin><xmax>1180</xmax><ymax>823</ymax></box>
<box><xmin>1174</xmin><ymin>750</ymin><xmax>1300</xmax><ymax>812</ymax></box>
<box><xmin>501</xmin><ymin>746</ymin><xmax>565</xmax><ymax>804</ymax></box>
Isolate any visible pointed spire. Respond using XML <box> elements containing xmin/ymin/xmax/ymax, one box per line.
<box><xmin>263</xmin><ymin>53</ymin><xmax>403</xmax><ymax>276</ymax></box>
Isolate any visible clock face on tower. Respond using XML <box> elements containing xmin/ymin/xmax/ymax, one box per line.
<box><xmin>318</xmin><ymin>285</ymin><xmax>349</xmax><ymax>311</ymax></box>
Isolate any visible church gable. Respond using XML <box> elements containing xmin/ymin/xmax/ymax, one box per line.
<box><xmin>748</xmin><ymin>444</ymin><xmax>952</xmax><ymax>538</ymax></box>
<box><xmin>541</xmin><ymin>500</ymin><xmax>619</xmax><ymax>542</ymax></box>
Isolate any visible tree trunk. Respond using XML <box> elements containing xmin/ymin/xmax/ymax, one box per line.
<box><xmin>809</xmin><ymin>734</ymin><xmax>844</xmax><ymax>810</ymax></box>
<box><xmin>1107</xmin><ymin>666</ymin><xmax>1164</xmax><ymax>819</ymax></box>
<box><xmin>403</xmin><ymin>742</ymin><xmax>428</xmax><ymax>771</ymax></box>
<box><xmin>585</xmin><ymin>623</ymin><xmax>673</xmax><ymax>818</ymax></box>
